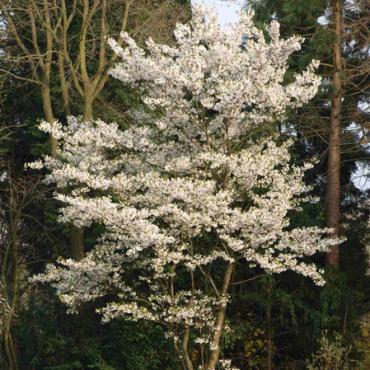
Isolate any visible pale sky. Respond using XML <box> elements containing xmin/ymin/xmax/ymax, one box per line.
<box><xmin>192</xmin><ymin>0</ymin><xmax>246</xmax><ymax>28</ymax></box>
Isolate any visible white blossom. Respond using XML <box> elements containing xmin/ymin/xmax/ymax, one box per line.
<box><xmin>30</xmin><ymin>6</ymin><xmax>341</xmax><ymax>369</ymax></box>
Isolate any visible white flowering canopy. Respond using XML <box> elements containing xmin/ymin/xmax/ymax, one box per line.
<box><xmin>31</xmin><ymin>6</ymin><xmax>339</xmax><ymax>368</ymax></box>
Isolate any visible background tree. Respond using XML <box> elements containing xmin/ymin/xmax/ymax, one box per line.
<box><xmin>55</xmin><ymin>0</ymin><xmax>191</xmax><ymax>259</ymax></box>
<box><xmin>251</xmin><ymin>0</ymin><xmax>369</xmax><ymax>266</ymax></box>
<box><xmin>0</xmin><ymin>0</ymin><xmax>191</xmax><ymax>260</ymax></box>
<box><xmin>0</xmin><ymin>1</ymin><xmax>192</xmax><ymax>368</ymax></box>
<box><xmin>250</xmin><ymin>0</ymin><xmax>369</xmax><ymax>367</ymax></box>
<box><xmin>0</xmin><ymin>0</ymin><xmax>63</xmax><ymax>156</ymax></box>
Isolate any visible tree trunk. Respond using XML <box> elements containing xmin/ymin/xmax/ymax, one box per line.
<box><xmin>41</xmin><ymin>85</ymin><xmax>57</xmax><ymax>157</ymax></box>
<box><xmin>69</xmin><ymin>87</ymin><xmax>94</xmax><ymax>261</ymax></box>
<box><xmin>58</xmin><ymin>52</ymin><xmax>71</xmax><ymax>116</ymax></box>
<box><xmin>206</xmin><ymin>263</ymin><xmax>234</xmax><ymax>370</ymax></box>
<box><xmin>70</xmin><ymin>226</ymin><xmax>84</xmax><ymax>261</ymax></box>
<box><xmin>2</xmin><ymin>184</ymin><xmax>20</xmax><ymax>370</ymax></box>
<box><xmin>182</xmin><ymin>326</ymin><xmax>194</xmax><ymax>370</ymax></box>
<box><xmin>326</xmin><ymin>0</ymin><xmax>343</xmax><ymax>267</ymax></box>
<box><xmin>266</xmin><ymin>279</ymin><xmax>273</xmax><ymax>370</ymax></box>
<box><xmin>83</xmin><ymin>89</ymin><xmax>94</xmax><ymax>121</ymax></box>
<box><xmin>58</xmin><ymin>50</ymin><xmax>85</xmax><ymax>261</ymax></box>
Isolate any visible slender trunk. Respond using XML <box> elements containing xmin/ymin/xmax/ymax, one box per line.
<box><xmin>58</xmin><ymin>52</ymin><xmax>71</xmax><ymax>116</ymax></box>
<box><xmin>70</xmin><ymin>227</ymin><xmax>84</xmax><ymax>261</ymax></box>
<box><xmin>266</xmin><ymin>279</ymin><xmax>273</xmax><ymax>370</ymax></box>
<box><xmin>182</xmin><ymin>326</ymin><xmax>194</xmax><ymax>370</ymax></box>
<box><xmin>83</xmin><ymin>87</ymin><xmax>94</xmax><ymax>121</ymax></box>
<box><xmin>69</xmin><ymin>87</ymin><xmax>94</xmax><ymax>261</ymax></box>
<box><xmin>326</xmin><ymin>0</ymin><xmax>343</xmax><ymax>267</ymax></box>
<box><xmin>4</xmin><ymin>325</ymin><xmax>18</xmax><ymax>370</ymax></box>
<box><xmin>206</xmin><ymin>263</ymin><xmax>234</xmax><ymax>370</ymax></box>
<box><xmin>41</xmin><ymin>85</ymin><xmax>57</xmax><ymax>157</ymax></box>
<box><xmin>3</xmin><ymin>184</ymin><xmax>20</xmax><ymax>370</ymax></box>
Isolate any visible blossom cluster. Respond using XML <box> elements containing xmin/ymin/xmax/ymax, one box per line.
<box><xmin>30</xmin><ymin>6</ymin><xmax>340</xmax><ymax>368</ymax></box>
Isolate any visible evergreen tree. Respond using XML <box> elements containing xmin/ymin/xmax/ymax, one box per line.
<box><xmin>250</xmin><ymin>0</ymin><xmax>370</xmax><ymax>367</ymax></box>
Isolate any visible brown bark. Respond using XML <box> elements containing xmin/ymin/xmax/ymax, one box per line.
<box><xmin>326</xmin><ymin>0</ymin><xmax>343</xmax><ymax>267</ymax></box>
<box><xmin>0</xmin><ymin>0</ymin><xmax>58</xmax><ymax>158</ymax></box>
<box><xmin>1</xmin><ymin>176</ymin><xmax>24</xmax><ymax>370</ymax></box>
<box><xmin>69</xmin><ymin>87</ymin><xmax>94</xmax><ymax>261</ymax></box>
<box><xmin>41</xmin><ymin>85</ymin><xmax>57</xmax><ymax>157</ymax></box>
<box><xmin>60</xmin><ymin>0</ymin><xmax>133</xmax><ymax>261</ymax></box>
<box><xmin>266</xmin><ymin>279</ymin><xmax>273</xmax><ymax>370</ymax></box>
<box><xmin>58</xmin><ymin>52</ymin><xmax>71</xmax><ymax>117</ymax></box>
<box><xmin>182</xmin><ymin>326</ymin><xmax>194</xmax><ymax>370</ymax></box>
<box><xmin>30</xmin><ymin>0</ymin><xmax>57</xmax><ymax>158</ymax></box>
<box><xmin>70</xmin><ymin>226</ymin><xmax>84</xmax><ymax>261</ymax></box>
<box><xmin>83</xmin><ymin>88</ymin><xmax>94</xmax><ymax>122</ymax></box>
<box><xmin>3</xmin><ymin>233</ymin><xmax>19</xmax><ymax>370</ymax></box>
<box><xmin>206</xmin><ymin>263</ymin><xmax>234</xmax><ymax>370</ymax></box>
<box><xmin>61</xmin><ymin>0</ymin><xmax>134</xmax><ymax>116</ymax></box>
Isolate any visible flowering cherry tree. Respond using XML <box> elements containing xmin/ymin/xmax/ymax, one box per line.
<box><xmin>30</xmin><ymin>7</ymin><xmax>340</xmax><ymax>370</ymax></box>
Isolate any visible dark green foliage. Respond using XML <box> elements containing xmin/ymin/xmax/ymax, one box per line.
<box><xmin>228</xmin><ymin>1</ymin><xmax>370</xmax><ymax>367</ymax></box>
<box><xmin>15</xmin><ymin>292</ymin><xmax>178</xmax><ymax>370</ymax></box>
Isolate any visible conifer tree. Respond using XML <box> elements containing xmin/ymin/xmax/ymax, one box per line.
<box><xmin>252</xmin><ymin>0</ymin><xmax>370</xmax><ymax>267</ymax></box>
